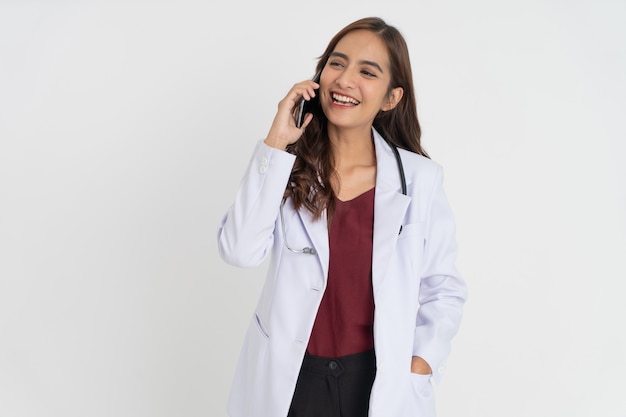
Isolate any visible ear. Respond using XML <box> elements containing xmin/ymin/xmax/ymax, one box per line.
<box><xmin>381</xmin><ymin>87</ymin><xmax>404</xmax><ymax>111</ymax></box>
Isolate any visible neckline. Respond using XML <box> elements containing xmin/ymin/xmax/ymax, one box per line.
<box><xmin>336</xmin><ymin>187</ymin><xmax>375</xmax><ymax>204</ymax></box>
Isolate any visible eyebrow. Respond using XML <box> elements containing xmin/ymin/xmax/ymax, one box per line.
<box><xmin>329</xmin><ymin>52</ymin><xmax>384</xmax><ymax>73</ymax></box>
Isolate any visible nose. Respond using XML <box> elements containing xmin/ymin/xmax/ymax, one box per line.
<box><xmin>335</xmin><ymin>68</ymin><xmax>357</xmax><ymax>89</ymax></box>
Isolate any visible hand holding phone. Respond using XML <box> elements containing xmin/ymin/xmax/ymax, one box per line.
<box><xmin>295</xmin><ymin>71</ymin><xmax>322</xmax><ymax>128</ymax></box>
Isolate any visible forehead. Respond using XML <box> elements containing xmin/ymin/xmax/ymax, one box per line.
<box><xmin>333</xmin><ymin>30</ymin><xmax>391</xmax><ymax>69</ymax></box>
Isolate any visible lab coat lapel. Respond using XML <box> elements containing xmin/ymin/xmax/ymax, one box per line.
<box><xmin>372</xmin><ymin>131</ymin><xmax>411</xmax><ymax>290</ymax></box>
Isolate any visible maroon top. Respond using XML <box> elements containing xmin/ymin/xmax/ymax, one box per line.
<box><xmin>307</xmin><ymin>187</ymin><xmax>375</xmax><ymax>358</ymax></box>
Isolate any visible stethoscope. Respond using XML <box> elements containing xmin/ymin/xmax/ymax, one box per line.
<box><xmin>280</xmin><ymin>140</ymin><xmax>406</xmax><ymax>255</ymax></box>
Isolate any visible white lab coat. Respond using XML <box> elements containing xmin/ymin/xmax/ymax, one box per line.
<box><xmin>218</xmin><ymin>128</ymin><xmax>467</xmax><ymax>417</ymax></box>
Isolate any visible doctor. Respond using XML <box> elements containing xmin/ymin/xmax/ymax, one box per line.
<box><xmin>218</xmin><ymin>17</ymin><xmax>467</xmax><ymax>417</ymax></box>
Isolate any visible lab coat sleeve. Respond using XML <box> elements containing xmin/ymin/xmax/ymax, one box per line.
<box><xmin>413</xmin><ymin>165</ymin><xmax>468</xmax><ymax>383</ymax></box>
<box><xmin>217</xmin><ymin>140</ymin><xmax>296</xmax><ymax>267</ymax></box>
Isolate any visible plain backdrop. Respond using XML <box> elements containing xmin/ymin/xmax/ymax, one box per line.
<box><xmin>1</xmin><ymin>1</ymin><xmax>625</xmax><ymax>416</ymax></box>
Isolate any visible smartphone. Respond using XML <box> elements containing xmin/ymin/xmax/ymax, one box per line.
<box><xmin>295</xmin><ymin>71</ymin><xmax>322</xmax><ymax>128</ymax></box>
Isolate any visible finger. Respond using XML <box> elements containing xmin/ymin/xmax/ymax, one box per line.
<box><xmin>282</xmin><ymin>80</ymin><xmax>320</xmax><ymax>113</ymax></box>
<box><xmin>306</xmin><ymin>81</ymin><xmax>319</xmax><ymax>97</ymax></box>
<box><xmin>300</xmin><ymin>113</ymin><xmax>314</xmax><ymax>130</ymax></box>
<box><xmin>296</xmin><ymin>80</ymin><xmax>319</xmax><ymax>100</ymax></box>
<box><xmin>300</xmin><ymin>87</ymin><xmax>315</xmax><ymax>101</ymax></box>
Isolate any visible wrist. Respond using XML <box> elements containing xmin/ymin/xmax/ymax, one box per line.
<box><xmin>264</xmin><ymin>136</ymin><xmax>289</xmax><ymax>151</ymax></box>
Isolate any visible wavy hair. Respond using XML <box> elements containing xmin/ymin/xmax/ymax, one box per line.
<box><xmin>284</xmin><ymin>17</ymin><xmax>428</xmax><ymax>219</ymax></box>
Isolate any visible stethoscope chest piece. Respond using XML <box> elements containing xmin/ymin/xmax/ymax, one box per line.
<box><xmin>279</xmin><ymin>205</ymin><xmax>317</xmax><ymax>255</ymax></box>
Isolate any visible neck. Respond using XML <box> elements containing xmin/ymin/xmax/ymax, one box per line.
<box><xmin>328</xmin><ymin>125</ymin><xmax>376</xmax><ymax>168</ymax></box>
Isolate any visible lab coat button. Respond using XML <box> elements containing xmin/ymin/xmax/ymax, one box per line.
<box><xmin>261</xmin><ymin>157</ymin><xmax>268</xmax><ymax>166</ymax></box>
<box><xmin>259</xmin><ymin>165</ymin><xmax>267</xmax><ymax>174</ymax></box>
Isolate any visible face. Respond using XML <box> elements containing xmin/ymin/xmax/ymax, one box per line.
<box><xmin>319</xmin><ymin>30</ymin><xmax>403</xmax><ymax>132</ymax></box>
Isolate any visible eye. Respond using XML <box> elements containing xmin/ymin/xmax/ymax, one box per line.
<box><xmin>361</xmin><ymin>70</ymin><xmax>377</xmax><ymax>77</ymax></box>
<box><xmin>329</xmin><ymin>60</ymin><xmax>344</xmax><ymax>68</ymax></box>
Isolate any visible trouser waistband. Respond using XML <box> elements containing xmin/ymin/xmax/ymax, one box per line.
<box><xmin>301</xmin><ymin>349</ymin><xmax>376</xmax><ymax>377</ymax></box>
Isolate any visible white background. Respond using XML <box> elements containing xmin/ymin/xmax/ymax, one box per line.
<box><xmin>1</xmin><ymin>1</ymin><xmax>625</xmax><ymax>416</ymax></box>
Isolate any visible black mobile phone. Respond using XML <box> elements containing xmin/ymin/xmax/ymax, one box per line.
<box><xmin>295</xmin><ymin>71</ymin><xmax>322</xmax><ymax>128</ymax></box>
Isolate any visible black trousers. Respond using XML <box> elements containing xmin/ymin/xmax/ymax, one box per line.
<box><xmin>287</xmin><ymin>349</ymin><xmax>376</xmax><ymax>417</ymax></box>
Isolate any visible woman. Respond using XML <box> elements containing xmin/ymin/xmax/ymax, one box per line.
<box><xmin>218</xmin><ymin>17</ymin><xmax>467</xmax><ymax>417</ymax></box>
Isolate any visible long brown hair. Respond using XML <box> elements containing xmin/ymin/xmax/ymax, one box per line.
<box><xmin>284</xmin><ymin>17</ymin><xmax>428</xmax><ymax>219</ymax></box>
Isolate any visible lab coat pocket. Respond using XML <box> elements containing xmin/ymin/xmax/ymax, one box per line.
<box><xmin>397</xmin><ymin>222</ymin><xmax>426</xmax><ymax>241</ymax></box>
<box><xmin>396</xmin><ymin>222</ymin><xmax>426</xmax><ymax>277</ymax></box>
<box><xmin>254</xmin><ymin>313</ymin><xmax>270</xmax><ymax>340</ymax></box>
<box><xmin>228</xmin><ymin>313</ymin><xmax>271</xmax><ymax>416</ymax></box>
<box><xmin>409</xmin><ymin>373</ymin><xmax>436</xmax><ymax>417</ymax></box>
<box><xmin>410</xmin><ymin>372</ymin><xmax>433</xmax><ymax>397</ymax></box>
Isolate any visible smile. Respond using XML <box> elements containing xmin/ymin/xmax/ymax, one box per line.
<box><xmin>331</xmin><ymin>92</ymin><xmax>361</xmax><ymax>106</ymax></box>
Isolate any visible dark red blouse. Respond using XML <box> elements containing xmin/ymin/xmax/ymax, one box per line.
<box><xmin>307</xmin><ymin>187</ymin><xmax>375</xmax><ymax>358</ymax></box>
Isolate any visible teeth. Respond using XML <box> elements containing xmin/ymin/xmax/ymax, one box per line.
<box><xmin>332</xmin><ymin>93</ymin><xmax>360</xmax><ymax>105</ymax></box>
